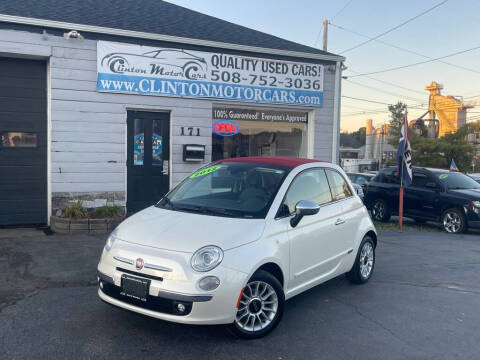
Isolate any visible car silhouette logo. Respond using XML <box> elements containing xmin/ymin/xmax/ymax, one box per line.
<box><xmin>135</xmin><ymin>258</ymin><xmax>144</xmax><ymax>270</ymax></box>
<box><xmin>101</xmin><ymin>49</ymin><xmax>207</xmax><ymax>80</ymax></box>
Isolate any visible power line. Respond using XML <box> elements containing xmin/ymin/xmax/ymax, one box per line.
<box><xmin>345</xmin><ymin>68</ymin><xmax>426</xmax><ymax>95</ymax></box>
<box><xmin>339</xmin><ymin>0</ymin><xmax>449</xmax><ymax>54</ymax></box>
<box><xmin>345</xmin><ymin>79</ymin><xmax>425</xmax><ymax>102</ymax></box>
<box><xmin>348</xmin><ymin>45</ymin><xmax>480</xmax><ymax>77</ymax></box>
<box><xmin>330</xmin><ymin>22</ymin><xmax>480</xmax><ymax>75</ymax></box>
<box><xmin>341</xmin><ymin>95</ymin><xmax>392</xmax><ymax>105</ymax></box>
<box><xmin>331</xmin><ymin>0</ymin><xmax>355</xmax><ymax>20</ymax></box>
<box><xmin>314</xmin><ymin>0</ymin><xmax>355</xmax><ymax>47</ymax></box>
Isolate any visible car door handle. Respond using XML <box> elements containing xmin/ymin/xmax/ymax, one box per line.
<box><xmin>335</xmin><ymin>218</ymin><xmax>345</xmax><ymax>226</ymax></box>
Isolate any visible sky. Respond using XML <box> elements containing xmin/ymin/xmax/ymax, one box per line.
<box><xmin>166</xmin><ymin>0</ymin><xmax>480</xmax><ymax>132</ymax></box>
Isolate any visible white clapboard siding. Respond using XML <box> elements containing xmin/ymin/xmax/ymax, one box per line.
<box><xmin>52</xmin><ymin>131</ymin><xmax>125</xmax><ymax>143</ymax></box>
<box><xmin>52</xmin><ymin>152</ymin><xmax>124</xmax><ymax>163</ymax></box>
<box><xmin>52</xmin><ymin>121</ymin><xmax>125</xmax><ymax>133</ymax></box>
<box><xmin>51</xmin><ymin>111</ymin><xmax>125</xmax><ymax>123</ymax></box>
<box><xmin>52</xmin><ymin>141</ymin><xmax>125</xmax><ymax>153</ymax></box>
<box><xmin>53</xmin><ymin>172</ymin><xmax>124</xmax><ymax>183</ymax></box>
<box><xmin>52</xmin><ymin>163</ymin><xmax>125</xmax><ymax>173</ymax></box>
<box><xmin>50</xmin><ymin>57</ymin><xmax>97</xmax><ymax>71</ymax></box>
<box><xmin>52</xmin><ymin>182</ymin><xmax>125</xmax><ymax>192</ymax></box>
<box><xmin>52</xmin><ymin>47</ymin><xmax>97</xmax><ymax>61</ymax></box>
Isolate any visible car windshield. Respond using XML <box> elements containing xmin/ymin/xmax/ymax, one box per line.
<box><xmin>156</xmin><ymin>162</ymin><xmax>290</xmax><ymax>218</ymax></box>
<box><xmin>436</xmin><ymin>172</ymin><xmax>480</xmax><ymax>190</ymax></box>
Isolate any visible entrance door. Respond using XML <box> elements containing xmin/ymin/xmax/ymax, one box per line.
<box><xmin>127</xmin><ymin>111</ymin><xmax>170</xmax><ymax>214</ymax></box>
<box><xmin>0</xmin><ymin>58</ymin><xmax>47</xmax><ymax>225</ymax></box>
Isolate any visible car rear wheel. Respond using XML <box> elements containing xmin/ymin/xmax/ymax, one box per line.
<box><xmin>346</xmin><ymin>236</ymin><xmax>375</xmax><ymax>284</ymax></box>
<box><xmin>229</xmin><ymin>270</ymin><xmax>284</xmax><ymax>339</ymax></box>
<box><xmin>371</xmin><ymin>199</ymin><xmax>391</xmax><ymax>222</ymax></box>
<box><xmin>442</xmin><ymin>208</ymin><xmax>466</xmax><ymax>234</ymax></box>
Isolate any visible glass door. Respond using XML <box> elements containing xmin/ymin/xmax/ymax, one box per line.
<box><xmin>127</xmin><ymin>111</ymin><xmax>170</xmax><ymax>214</ymax></box>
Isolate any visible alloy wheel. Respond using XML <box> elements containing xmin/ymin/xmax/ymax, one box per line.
<box><xmin>359</xmin><ymin>242</ymin><xmax>374</xmax><ymax>279</ymax></box>
<box><xmin>235</xmin><ymin>281</ymin><xmax>278</xmax><ymax>332</ymax></box>
<box><xmin>443</xmin><ymin>211</ymin><xmax>461</xmax><ymax>233</ymax></box>
<box><xmin>372</xmin><ymin>201</ymin><xmax>385</xmax><ymax>220</ymax></box>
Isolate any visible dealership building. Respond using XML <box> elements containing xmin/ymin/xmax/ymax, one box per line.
<box><xmin>0</xmin><ymin>0</ymin><xmax>345</xmax><ymax>226</ymax></box>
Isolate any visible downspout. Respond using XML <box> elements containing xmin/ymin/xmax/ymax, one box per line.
<box><xmin>332</xmin><ymin>61</ymin><xmax>342</xmax><ymax>164</ymax></box>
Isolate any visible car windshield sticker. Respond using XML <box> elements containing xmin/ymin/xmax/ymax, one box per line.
<box><xmin>439</xmin><ymin>174</ymin><xmax>449</xmax><ymax>180</ymax></box>
<box><xmin>190</xmin><ymin>165</ymin><xmax>221</xmax><ymax>179</ymax></box>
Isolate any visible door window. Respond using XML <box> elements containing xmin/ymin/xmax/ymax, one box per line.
<box><xmin>412</xmin><ymin>173</ymin><xmax>429</xmax><ymax>188</ymax></box>
<box><xmin>133</xmin><ymin>119</ymin><xmax>144</xmax><ymax>166</ymax></box>
<box><xmin>283</xmin><ymin>168</ymin><xmax>333</xmax><ymax>213</ymax></box>
<box><xmin>152</xmin><ymin>119</ymin><xmax>163</xmax><ymax>166</ymax></box>
<box><xmin>326</xmin><ymin>170</ymin><xmax>353</xmax><ymax>200</ymax></box>
<box><xmin>1</xmin><ymin>132</ymin><xmax>37</xmax><ymax>148</ymax></box>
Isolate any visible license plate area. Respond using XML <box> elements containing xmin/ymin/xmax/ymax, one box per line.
<box><xmin>120</xmin><ymin>274</ymin><xmax>150</xmax><ymax>302</ymax></box>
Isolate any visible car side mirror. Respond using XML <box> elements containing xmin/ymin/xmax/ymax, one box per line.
<box><xmin>425</xmin><ymin>182</ymin><xmax>437</xmax><ymax>189</ymax></box>
<box><xmin>290</xmin><ymin>200</ymin><xmax>320</xmax><ymax>228</ymax></box>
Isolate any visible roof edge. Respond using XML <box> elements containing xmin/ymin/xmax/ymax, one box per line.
<box><xmin>0</xmin><ymin>13</ymin><xmax>346</xmax><ymax>62</ymax></box>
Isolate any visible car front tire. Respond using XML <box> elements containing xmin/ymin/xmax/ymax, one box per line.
<box><xmin>347</xmin><ymin>236</ymin><xmax>376</xmax><ymax>284</ymax></box>
<box><xmin>442</xmin><ymin>208</ymin><xmax>467</xmax><ymax>234</ymax></box>
<box><xmin>229</xmin><ymin>270</ymin><xmax>284</xmax><ymax>339</ymax></box>
<box><xmin>371</xmin><ymin>198</ymin><xmax>391</xmax><ymax>222</ymax></box>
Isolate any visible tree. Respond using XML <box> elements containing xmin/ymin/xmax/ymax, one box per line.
<box><xmin>340</xmin><ymin>127</ymin><xmax>366</xmax><ymax>148</ymax></box>
<box><xmin>410</xmin><ymin>132</ymin><xmax>474</xmax><ymax>171</ymax></box>
<box><xmin>387</xmin><ymin>102</ymin><xmax>408</xmax><ymax>138</ymax></box>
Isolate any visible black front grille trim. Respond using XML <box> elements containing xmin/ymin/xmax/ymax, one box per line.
<box><xmin>100</xmin><ymin>282</ymin><xmax>192</xmax><ymax>316</ymax></box>
<box><xmin>116</xmin><ymin>267</ymin><xmax>164</xmax><ymax>282</ymax></box>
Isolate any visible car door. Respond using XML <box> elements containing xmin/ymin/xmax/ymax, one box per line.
<box><xmin>284</xmin><ymin>168</ymin><xmax>348</xmax><ymax>290</ymax></box>
<box><xmin>404</xmin><ymin>171</ymin><xmax>439</xmax><ymax>220</ymax></box>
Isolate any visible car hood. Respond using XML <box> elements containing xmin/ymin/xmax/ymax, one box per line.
<box><xmin>448</xmin><ymin>188</ymin><xmax>480</xmax><ymax>200</ymax></box>
<box><xmin>115</xmin><ymin>206</ymin><xmax>266</xmax><ymax>253</ymax></box>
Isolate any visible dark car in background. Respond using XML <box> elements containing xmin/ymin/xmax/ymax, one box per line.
<box><xmin>364</xmin><ymin>166</ymin><xmax>480</xmax><ymax>233</ymax></box>
<box><xmin>347</xmin><ymin>172</ymin><xmax>376</xmax><ymax>192</ymax></box>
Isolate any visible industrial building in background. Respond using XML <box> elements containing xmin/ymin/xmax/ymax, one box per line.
<box><xmin>410</xmin><ymin>82</ymin><xmax>473</xmax><ymax>138</ymax></box>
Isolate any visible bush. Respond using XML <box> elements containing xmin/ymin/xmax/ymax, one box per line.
<box><xmin>62</xmin><ymin>201</ymin><xmax>89</xmax><ymax>219</ymax></box>
<box><xmin>93</xmin><ymin>205</ymin><xmax>122</xmax><ymax>219</ymax></box>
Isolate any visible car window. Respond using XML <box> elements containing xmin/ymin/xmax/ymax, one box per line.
<box><xmin>157</xmin><ymin>162</ymin><xmax>290</xmax><ymax>219</ymax></box>
<box><xmin>412</xmin><ymin>173</ymin><xmax>430</xmax><ymax>188</ymax></box>
<box><xmin>326</xmin><ymin>169</ymin><xmax>353</xmax><ymax>200</ymax></box>
<box><xmin>377</xmin><ymin>168</ymin><xmax>400</xmax><ymax>184</ymax></box>
<box><xmin>283</xmin><ymin>168</ymin><xmax>333</xmax><ymax>213</ymax></box>
<box><xmin>355</xmin><ymin>175</ymin><xmax>369</xmax><ymax>186</ymax></box>
<box><xmin>347</xmin><ymin>174</ymin><xmax>357</xmax><ymax>183</ymax></box>
<box><xmin>436</xmin><ymin>172</ymin><xmax>480</xmax><ymax>190</ymax></box>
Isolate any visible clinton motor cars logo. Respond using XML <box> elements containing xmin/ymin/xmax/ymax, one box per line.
<box><xmin>212</xmin><ymin>120</ymin><xmax>239</xmax><ymax>136</ymax></box>
<box><xmin>101</xmin><ymin>49</ymin><xmax>207</xmax><ymax>80</ymax></box>
<box><xmin>135</xmin><ymin>258</ymin><xmax>144</xmax><ymax>270</ymax></box>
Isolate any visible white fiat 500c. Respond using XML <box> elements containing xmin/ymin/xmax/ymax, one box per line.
<box><xmin>97</xmin><ymin>156</ymin><xmax>377</xmax><ymax>338</ymax></box>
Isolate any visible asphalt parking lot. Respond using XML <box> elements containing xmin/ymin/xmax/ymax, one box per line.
<box><xmin>1</xmin><ymin>228</ymin><xmax>479</xmax><ymax>360</ymax></box>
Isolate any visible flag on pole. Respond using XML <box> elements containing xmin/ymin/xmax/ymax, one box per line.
<box><xmin>450</xmin><ymin>159</ymin><xmax>459</xmax><ymax>172</ymax></box>
<box><xmin>397</xmin><ymin>114</ymin><xmax>413</xmax><ymax>186</ymax></box>
<box><xmin>396</xmin><ymin>113</ymin><xmax>412</xmax><ymax>231</ymax></box>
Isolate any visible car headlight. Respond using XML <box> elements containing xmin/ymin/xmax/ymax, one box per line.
<box><xmin>105</xmin><ymin>229</ymin><xmax>119</xmax><ymax>252</ymax></box>
<box><xmin>472</xmin><ymin>201</ymin><xmax>480</xmax><ymax>209</ymax></box>
<box><xmin>191</xmin><ymin>245</ymin><xmax>224</xmax><ymax>272</ymax></box>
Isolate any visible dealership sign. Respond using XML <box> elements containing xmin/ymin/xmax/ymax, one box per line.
<box><xmin>96</xmin><ymin>41</ymin><xmax>324</xmax><ymax>106</ymax></box>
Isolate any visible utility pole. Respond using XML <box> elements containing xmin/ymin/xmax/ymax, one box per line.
<box><xmin>323</xmin><ymin>19</ymin><xmax>328</xmax><ymax>51</ymax></box>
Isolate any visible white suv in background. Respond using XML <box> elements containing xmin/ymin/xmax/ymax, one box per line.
<box><xmin>97</xmin><ymin>157</ymin><xmax>377</xmax><ymax>338</ymax></box>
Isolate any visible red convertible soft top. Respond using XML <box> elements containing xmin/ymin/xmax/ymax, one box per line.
<box><xmin>219</xmin><ymin>156</ymin><xmax>327</xmax><ymax>169</ymax></box>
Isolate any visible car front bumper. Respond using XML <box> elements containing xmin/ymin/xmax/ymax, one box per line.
<box><xmin>97</xmin><ymin>241</ymin><xmax>248</xmax><ymax>325</ymax></box>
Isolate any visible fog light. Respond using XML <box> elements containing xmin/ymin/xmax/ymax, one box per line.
<box><xmin>198</xmin><ymin>276</ymin><xmax>220</xmax><ymax>291</ymax></box>
<box><xmin>99</xmin><ymin>281</ymin><xmax>104</xmax><ymax>289</ymax></box>
<box><xmin>177</xmin><ymin>303</ymin><xmax>186</xmax><ymax>313</ymax></box>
